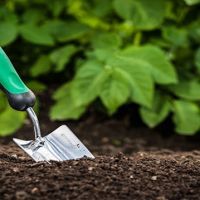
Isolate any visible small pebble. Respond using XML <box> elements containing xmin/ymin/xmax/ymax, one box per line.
<box><xmin>31</xmin><ymin>187</ymin><xmax>39</xmax><ymax>194</ymax></box>
<box><xmin>19</xmin><ymin>156</ymin><xmax>26</xmax><ymax>160</ymax></box>
<box><xmin>139</xmin><ymin>152</ymin><xmax>144</xmax><ymax>157</ymax></box>
<box><xmin>12</xmin><ymin>167</ymin><xmax>20</xmax><ymax>173</ymax></box>
<box><xmin>130</xmin><ymin>175</ymin><xmax>133</xmax><ymax>179</ymax></box>
<box><xmin>151</xmin><ymin>176</ymin><xmax>157</xmax><ymax>181</ymax></box>
<box><xmin>88</xmin><ymin>167</ymin><xmax>93</xmax><ymax>171</ymax></box>
<box><xmin>156</xmin><ymin>160</ymin><xmax>161</xmax><ymax>164</ymax></box>
<box><xmin>11</xmin><ymin>154</ymin><xmax>18</xmax><ymax>159</ymax></box>
<box><xmin>181</xmin><ymin>155</ymin><xmax>186</xmax><ymax>159</ymax></box>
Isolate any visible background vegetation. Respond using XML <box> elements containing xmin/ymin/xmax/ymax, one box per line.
<box><xmin>0</xmin><ymin>0</ymin><xmax>200</xmax><ymax>136</ymax></box>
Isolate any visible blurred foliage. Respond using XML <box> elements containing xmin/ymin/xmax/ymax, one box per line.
<box><xmin>0</xmin><ymin>0</ymin><xmax>200</xmax><ymax>136</ymax></box>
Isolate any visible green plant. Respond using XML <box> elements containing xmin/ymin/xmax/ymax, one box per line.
<box><xmin>0</xmin><ymin>0</ymin><xmax>200</xmax><ymax>136</ymax></box>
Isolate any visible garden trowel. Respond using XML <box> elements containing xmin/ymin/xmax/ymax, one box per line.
<box><xmin>0</xmin><ymin>48</ymin><xmax>94</xmax><ymax>162</ymax></box>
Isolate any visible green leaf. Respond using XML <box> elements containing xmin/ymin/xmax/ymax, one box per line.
<box><xmin>140</xmin><ymin>93</ymin><xmax>171</xmax><ymax>127</ymax></box>
<box><xmin>22</xmin><ymin>9</ymin><xmax>45</xmax><ymax>24</ymax></box>
<box><xmin>122</xmin><ymin>45</ymin><xmax>178</xmax><ymax>84</ymax></box>
<box><xmin>184</xmin><ymin>0</ymin><xmax>200</xmax><ymax>5</ymax></box>
<box><xmin>72</xmin><ymin>47</ymin><xmax>155</xmax><ymax>109</ymax></box>
<box><xmin>172</xmin><ymin>100</ymin><xmax>200</xmax><ymax>135</ymax></box>
<box><xmin>113</xmin><ymin>0</ymin><xmax>165</xmax><ymax>30</ymax></box>
<box><xmin>0</xmin><ymin>105</ymin><xmax>26</xmax><ymax>137</ymax></box>
<box><xmin>72</xmin><ymin>60</ymin><xmax>109</xmax><ymax>106</ymax></box>
<box><xmin>50</xmin><ymin>99</ymin><xmax>86</xmax><ymax>120</ymax></box>
<box><xmin>189</xmin><ymin>21</ymin><xmax>200</xmax><ymax>43</ymax></box>
<box><xmin>169</xmin><ymin>80</ymin><xmax>200</xmax><ymax>100</ymax></box>
<box><xmin>50</xmin><ymin>45</ymin><xmax>78</xmax><ymax>72</ymax></box>
<box><xmin>27</xmin><ymin>81</ymin><xmax>47</xmax><ymax>93</ymax></box>
<box><xmin>90</xmin><ymin>0</ymin><xmax>113</xmax><ymax>17</ymax></box>
<box><xmin>0</xmin><ymin>22</ymin><xmax>18</xmax><ymax>46</ymax></box>
<box><xmin>89</xmin><ymin>48</ymin><xmax>119</xmax><ymax>62</ymax></box>
<box><xmin>43</xmin><ymin>21</ymin><xmax>90</xmax><ymax>42</ymax></box>
<box><xmin>67</xmin><ymin>0</ymin><xmax>110</xmax><ymax>29</ymax></box>
<box><xmin>53</xmin><ymin>55</ymin><xmax>153</xmax><ymax>118</ymax></box>
<box><xmin>91</xmin><ymin>32</ymin><xmax>122</xmax><ymax>49</ymax></box>
<box><xmin>195</xmin><ymin>48</ymin><xmax>200</xmax><ymax>72</ymax></box>
<box><xmin>0</xmin><ymin>9</ymin><xmax>18</xmax><ymax>24</ymax></box>
<box><xmin>0</xmin><ymin>92</ymin><xmax>7</xmax><ymax>112</ymax></box>
<box><xmin>53</xmin><ymin>83</ymin><xmax>71</xmax><ymax>100</ymax></box>
<box><xmin>50</xmin><ymin>83</ymin><xmax>86</xmax><ymax>120</ymax></box>
<box><xmin>162</xmin><ymin>26</ymin><xmax>189</xmax><ymax>47</ymax></box>
<box><xmin>93</xmin><ymin>45</ymin><xmax>176</xmax><ymax>107</ymax></box>
<box><xmin>47</xmin><ymin>0</ymin><xmax>66</xmax><ymax>17</ymax></box>
<box><xmin>30</xmin><ymin>55</ymin><xmax>51</xmax><ymax>77</ymax></box>
<box><xmin>164</xmin><ymin>1</ymin><xmax>177</xmax><ymax>20</ymax></box>
<box><xmin>42</xmin><ymin>20</ymin><xmax>66</xmax><ymax>35</ymax></box>
<box><xmin>19</xmin><ymin>24</ymin><xmax>54</xmax><ymax>46</ymax></box>
<box><xmin>89</xmin><ymin>32</ymin><xmax>122</xmax><ymax>61</ymax></box>
<box><xmin>100</xmin><ymin>67</ymin><xmax>130</xmax><ymax>114</ymax></box>
<box><xmin>107</xmin><ymin>54</ymin><xmax>154</xmax><ymax>107</ymax></box>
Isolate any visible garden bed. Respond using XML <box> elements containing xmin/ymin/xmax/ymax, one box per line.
<box><xmin>0</xmin><ymin>114</ymin><xmax>200</xmax><ymax>200</ymax></box>
<box><xmin>0</xmin><ymin>148</ymin><xmax>200</xmax><ymax>200</ymax></box>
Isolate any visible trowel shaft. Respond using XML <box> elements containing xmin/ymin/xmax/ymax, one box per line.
<box><xmin>27</xmin><ymin>107</ymin><xmax>42</xmax><ymax>140</ymax></box>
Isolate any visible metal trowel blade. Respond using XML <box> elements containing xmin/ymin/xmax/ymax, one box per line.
<box><xmin>13</xmin><ymin>125</ymin><xmax>94</xmax><ymax>162</ymax></box>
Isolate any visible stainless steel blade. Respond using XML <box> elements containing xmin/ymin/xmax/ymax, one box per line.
<box><xmin>13</xmin><ymin>125</ymin><xmax>94</xmax><ymax>162</ymax></box>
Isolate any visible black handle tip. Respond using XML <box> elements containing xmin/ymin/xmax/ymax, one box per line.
<box><xmin>7</xmin><ymin>90</ymin><xmax>36</xmax><ymax>111</ymax></box>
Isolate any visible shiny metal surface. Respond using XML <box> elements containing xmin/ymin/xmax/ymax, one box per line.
<box><xmin>26</xmin><ymin>107</ymin><xmax>42</xmax><ymax>140</ymax></box>
<box><xmin>13</xmin><ymin>108</ymin><xmax>94</xmax><ymax>162</ymax></box>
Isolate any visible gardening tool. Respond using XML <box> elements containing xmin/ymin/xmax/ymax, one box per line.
<box><xmin>0</xmin><ymin>47</ymin><xmax>94</xmax><ymax>162</ymax></box>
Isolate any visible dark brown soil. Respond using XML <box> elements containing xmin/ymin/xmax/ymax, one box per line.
<box><xmin>0</xmin><ymin>117</ymin><xmax>200</xmax><ymax>200</ymax></box>
<box><xmin>0</xmin><ymin>91</ymin><xmax>200</xmax><ymax>199</ymax></box>
<box><xmin>0</xmin><ymin>147</ymin><xmax>200</xmax><ymax>200</ymax></box>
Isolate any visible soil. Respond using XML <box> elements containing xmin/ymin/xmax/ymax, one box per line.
<box><xmin>0</xmin><ymin>92</ymin><xmax>200</xmax><ymax>200</ymax></box>
<box><xmin>0</xmin><ymin>150</ymin><xmax>200</xmax><ymax>200</ymax></box>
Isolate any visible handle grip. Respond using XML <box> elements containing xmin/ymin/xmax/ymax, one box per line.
<box><xmin>0</xmin><ymin>48</ymin><xmax>35</xmax><ymax>111</ymax></box>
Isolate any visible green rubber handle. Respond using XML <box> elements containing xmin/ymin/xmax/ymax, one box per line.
<box><xmin>0</xmin><ymin>47</ymin><xmax>35</xmax><ymax>111</ymax></box>
<box><xmin>0</xmin><ymin>47</ymin><xmax>29</xmax><ymax>94</ymax></box>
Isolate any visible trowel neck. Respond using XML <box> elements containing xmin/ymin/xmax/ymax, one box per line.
<box><xmin>26</xmin><ymin>107</ymin><xmax>42</xmax><ymax>140</ymax></box>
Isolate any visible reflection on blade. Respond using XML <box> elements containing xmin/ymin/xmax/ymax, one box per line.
<box><xmin>13</xmin><ymin>125</ymin><xmax>94</xmax><ymax>162</ymax></box>
<box><xmin>45</xmin><ymin>125</ymin><xmax>95</xmax><ymax>160</ymax></box>
<box><xmin>13</xmin><ymin>138</ymin><xmax>61</xmax><ymax>162</ymax></box>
